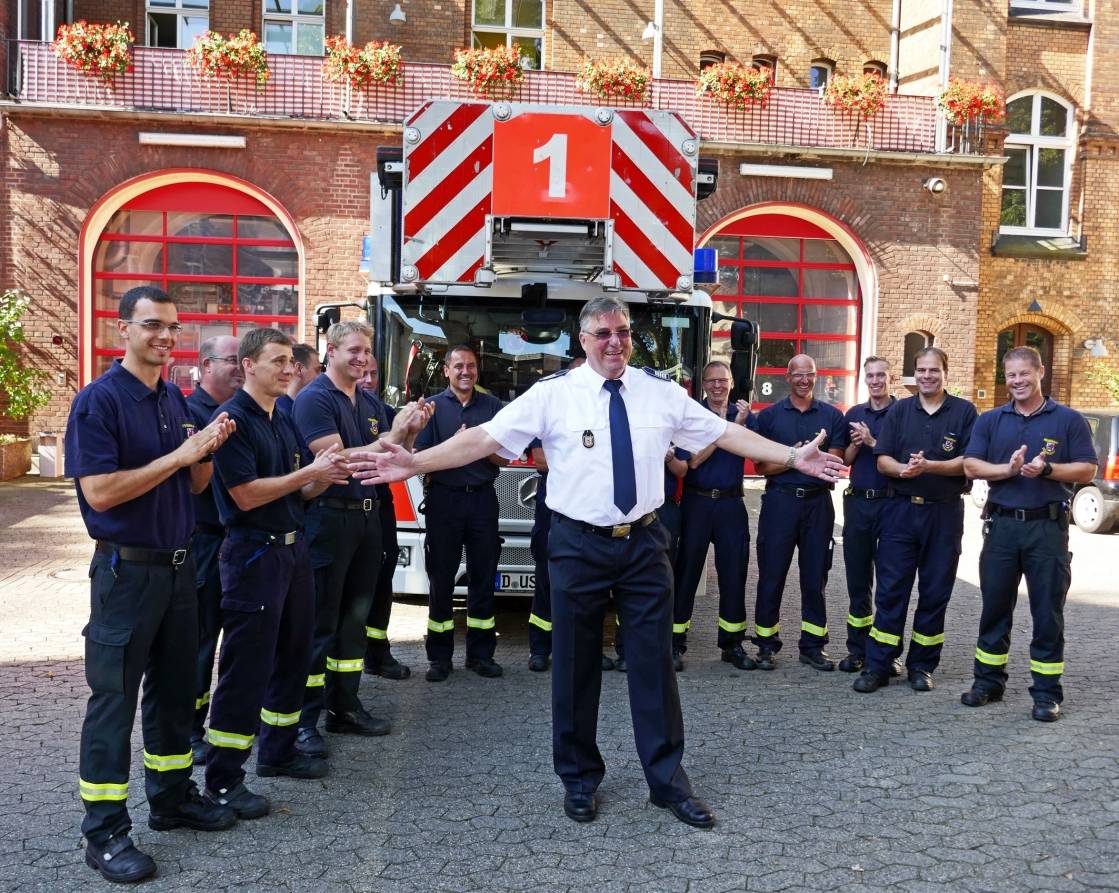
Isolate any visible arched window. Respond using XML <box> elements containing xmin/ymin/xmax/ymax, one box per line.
<box><xmin>809</xmin><ymin>58</ymin><xmax>834</xmax><ymax>91</ymax></box>
<box><xmin>699</xmin><ymin>50</ymin><xmax>725</xmax><ymax>71</ymax></box>
<box><xmin>751</xmin><ymin>54</ymin><xmax>777</xmax><ymax>82</ymax></box>
<box><xmin>902</xmin><ymin>331</ymin><xmax>934</xmax><ymax>383</ymax></box>
<box><xmin>1000</xmin><ymin>92</ymin><xmax>1074</xmax><ymax>235</ymax></box>
<box><xmin>863</xmin><ymin>60</ymin><xmax>887</xmax><ymax>79</ymax></box>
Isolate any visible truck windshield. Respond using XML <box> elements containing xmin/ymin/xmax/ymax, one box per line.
<box><xmin>377</xmin><ymin>294</ymin><xmax>705</xmax><ymax>408</ymax></box>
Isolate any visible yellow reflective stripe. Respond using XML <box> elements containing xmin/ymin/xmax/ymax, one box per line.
<box><xmin>142</xmin><ymin>750</ymin><xmax>192</xmax><ymax>772</ymax></box>
<box><xmin>672</xmin><ymin>620</ymin><xmax>691</xmax><ymax>634</ymax></box>
<box><xmin>326</xmin><ymin>657</ymin><xmax>364</xmax><ymax>673</ymax></box>
<box><xmin>206</xmin><ymin>728</ymin><xmax>255</xmax><ymax>750</ymax></box>
<box><xmin>754</xmin><ymin>623</ymin><xmax>779</xmax><ymax>638</ymax></box>
<box><xmin>846</xmin><ymin>613</ymin><xmax>873</xmax><ymax>628</ymax></box>
<box><xmin>718</xmin><ymin>617</ymin><xmax>748</xmax><ymax>633</ymax></box>
<box><xmin>466</xmin><ymin>615</ymin><xmax>496</xmax><ymax>630</ymax></box>
<box><xmin>975</xmin><ymin>647</ymin><xmax>1009</xmax><ymax>666</ymax></box>
<box><xmin>528</xmin><ymin>613</ymin><xmax>553</xmax><ymax>632</ymax></box>
<box><xmin>260</xmin><ymin>707</ymin><xmax>301</xmax><ymax>727</ymax></box>
<box><xmin>427</xmin><ymin>618</ymin><xmax>454</xmax><ymax>633</ymax></box>
<box><xmin>364</xmin><ymin>626</ymin><xmax>388</xmax><ymax>640</ymax></box>
<box><xmin>870</xmin><ymin>627</ymin><xmax>900</xmax><ymax>646</ymax></box>
<box><xmin>306</xmin><ymin>673</ymin><xmax>325</xmax><ymax>688</ymax></box>
<box><xmin>801</xmin><ymin>620</ymin><xmax>828</xmax><ymax>637</ymax></box>
<box><xmin>1030</xmin><ymin>659</ymin><xmax>1064</xmax><ymax>675</ymax></box>
<box><xmin>194</xmin><ymin>691</ymin><xmax>210</xmax><ymax>710</ymax></box>
<box><xmin>912</xmin><ymin>630</ymin><xmax>944</xmax><ymax>647</ymax></box>
<box><xmin>615</xmin><ymin>615</ymin><xmax>621</xmax><ymax>626</ymax></box>
<box><xmin>79</xmin><ymin>778</ymin><xmax>129</xmax><ymax>802</ymax></box>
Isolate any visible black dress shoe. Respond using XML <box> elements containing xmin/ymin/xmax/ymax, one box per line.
<box><xmin>204</xmin><ymin>782</ymin><xmax>270</xmax><ymax>820</ymax></box>
<box><xmin>853</xmin><ymin>671</ymin><xmax>889</xmax><ymax>693</ymax></box>
<box><xmin>721</xmin><ymin>644</ymin><xmax>757</xmax><ymax>670</ymax></box>
<box><xmin>325</xmin><ymin>708</ymin><xmax>391</xmax><ymax>736</ymax></box>
<box><xmin>649</xmin><ymin>794</ymin><xmax>716</xmax><ymax>829</ymax></box>
<box><xmin>465</xmin><ymin>657</ymin><xmax>504</xmax><ymax>678</ymax></box>
<box><xmin>1032</xmin><ymin>700</ymin><xmax>1061</xmax><ymax>722</ymax></box>
<box><xmin>601</xmin><ymin>654</ymin><xmax>616</xmax><ymax>671</ymax></box>
<box><xmin>672</xmin><ymin>651</ymin><xmax>684</xmax><ymax>672</ymax></box>
<box><xmin>908</xmin><ymin>669</ymin><xmax>934</xmax><ymax>692</ymax></box>
<box><xmin>563</xmin><ymin>791</ymin><xmax>597</xmax><ymax>823</ymax></box>
<box><xmin>755</xmin><ymin>650</ymin><xmax>776</xmax><ymax>671</ymax></box>
<box><xmin>837</xmin><ymin>654</ymin><xmax>863</xmax><ymax>673</ymax></box>
<box><xmin>364</xmin><ymin>657</ymin><xmax>411</xmax><ymax>680</ymax></box>
<box><xmin>256</xmin><ymin>753</ymin><xmax>329</xmax><ymax>779</ymax></box>
<box><xmin>528</xmin><ymin>653</ymin><xmax>550</xmax><ymax>672</ymax></box>
<box><xmin>426</xmin><ymin>662</ymin><xmax>452</xmax><ymax>682</ymax></box>
<box><xmin>85</xmin><ymin>834</ymin><xmax>157</xmax><ymax>883</ymax></box>
<box><xmin>799</xmin><ymin>650</ymin><xmax>836</xmax><ymax>672</ymax></box>
<box><xmin>294</xmin><ymin>726</ymin><xmax>329</xmax><ymax>758</ymax></box>
<box><xmin>613</xmin><ymin>657</ymin><xmax>627</xmax><ymax>672</ymax></box>
<box><xmin>960</xmin><ymin>686</ymin><xmax>1003</xmax><ymax>707</ymax></box>
<box><xmin>148</xmin><ymin>783</ymin><xmax>237</xmax><ymax>832</ymax></box>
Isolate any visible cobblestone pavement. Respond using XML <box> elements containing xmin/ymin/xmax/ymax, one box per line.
<box><xmin>1</xmin><ymin>476</ymin><xmax>1117</xmax><ymax>893</ymax></box>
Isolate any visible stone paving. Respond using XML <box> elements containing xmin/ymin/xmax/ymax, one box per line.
<box><xmin>1</xmin><ymin>476</ymin><xmax>1117</xmax><ymax>892</ymax></box>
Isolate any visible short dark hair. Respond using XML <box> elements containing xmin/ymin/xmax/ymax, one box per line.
<box><xmin>239</xmin><ymin>328</ymin><xmax>292</xmax><ymax>364</ymax></box>
<box><xmin>119</xmin><ymin>285</ymin><xmax>173</xmax><ymax>320</ymax></box>
<box><xmin>291</xmin><ymin>343</ymin><xmax>318</xmax><ymax>367</ymax></box>
<box><xmin>1003</xmin><ymin>346</ymin><xmax>1043</xmax><ymax>369</ymax></box>
<box><xmin>914</xmin><ymin>346</ymin><xmax>948</xmax><ymax>372</ymax></box>
<box><xmin>444</xmin><ymin>344</ymin><xmax>477</xmax><ymax>365</ymax></box>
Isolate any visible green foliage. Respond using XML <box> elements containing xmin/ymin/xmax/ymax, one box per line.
<box><xmin>1087</xmin><ymin>363</ymin><xmax>1119</xmax><ymax>405</ymax></box>
<box><xmin>0</xmin><ymin>290</ymin><xmax>51</xmax><ymax>421</ymax></box>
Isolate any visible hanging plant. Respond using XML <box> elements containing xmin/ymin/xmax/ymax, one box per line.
<box><xmin>51</xmin><ymin>20</ymin><xmax>135</xmax><ymax>87</ymax></box>
<box><xmin>938</xmin><ymin>78</ymin><xmax>1005</xmax><ymax>126</ymax></box>
<box><xmin>187</xmin><ymin>29</ymin><xmax>271</xmax><ymax>87</ymax></box>
<box><xmin>576</xmin><ymin>57</ymin><xmax>651</xmax><ymax>103</ymax></box>
<box><xmin>451</xmin><ymin>44</ymin><xmax>525</xmax><ymax>100</ymax></box>
<box><xmin>323</xmin><ymin>36</ymin><xmax>402</xmax><ymax>90</ymax></box>
<box><xmin>695</xmin><ymin>62</ymin><xmax>772</xmax><ymax>112</ymax></box>
<box><xmin>823</xmin><ymin>71</ymin><xmax>888</xmax><ymax>118</ymax></box>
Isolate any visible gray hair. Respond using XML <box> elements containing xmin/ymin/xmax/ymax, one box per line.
<box><xmin>579</xmin><ymin>296</ymin><xmax>630</xmax><ymax>331</ymax></box>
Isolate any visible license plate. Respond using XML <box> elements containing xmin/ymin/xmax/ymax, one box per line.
<box><xmin>495</xmin><ymin>572</ymin><xmax>535</xmax><ymax>592</ymax></box>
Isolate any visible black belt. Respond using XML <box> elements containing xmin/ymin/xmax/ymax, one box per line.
<box><xmin>987</xmin><ymin>503</ymin><xmax>1066</xmax><ymax>522</ymax></box>
<box><xmin>685</xmin><ymin>485</ymin><xmax>743</xmax><ymax>499</ymax></box>
<box><xmin>890</xmin><ymin>493</ymin><xmax>958</xmax><ymax>505</ymax></box>
<box><xmin>431</xmin><ymin>481</ymin><xmax>493</xmax><ymax>493</ymax></box>
<box><xmin>194</xmin><ymin>521</ymin><xmax>225</xmax><ymax>536</ymax></box>
<box><xmin>768</xmin><ymin>483</ymin><xmax>828</xmax><ymax>498</ymax></box>
<box><xmin>553</xmin><ymin>510</ymin><xmax>657</xmax><ymax>539</ymax></box>
<box><xmin>95</xmin><ymin>541</ymin><xmax>190</xmax><ymax>567</ymax></box>
<box><xmin>225</xmin><ymin>528</ymin><xmax>301</xmax><ymax>545</ymax></box>
<box><xmin>319</xmin><ymin>496</ymin><xmax>378</xmax><ymax>513</ymax></box>
<box><xmin>845</xmin><ymin>487</ymin><xmax>889</xmax><ymax>500</ymax></box>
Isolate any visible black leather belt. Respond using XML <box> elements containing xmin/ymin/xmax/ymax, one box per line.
<box><xmin>987</xmin><ymin>503</ymin><xmax>1065</xmax><ymax>522</ymax></box>
<box><xmin>553</xmin><ymin>510</ymin><xmax>657</xmax><ymax>539</ymax></box>
<box><xmin>845</xmin><ymin>487</ymin><xmax>889</xmax><ymax>500</ymax></box>
<box><xmin>768</xmin><ymin>483</ymin><xmax>828</xmax><ymax>498</ymax></box>
<box><xmin>95</xmin><ymin>541</ymin><xmax>189</xmax><ymax>567</ymax></box>
<box><xmin>194</xmin><ymin>521</ymin><xmax>225</xmax><ymax>536</ymax></box>
<box><xmin>319</xmin><ymin>496</ymin><xmax>378</xmax><ymax>513</ymax></box>
<box><xmin>226</xmin><ymin>528</ymin><xmax>301</xmax><ymax>545</ymax></box>
<box><xmin>891</xmin><ymin>493</ymin><xmax>957</xmax><ymax>505</ymax></box>
<box><xmin>685</xmin><ymin>485</ymin><xmax>743</xmax><ymax>499</ymax></box>
<box><xmin>431</xmin><ymin>482</ymin><xmax>493</xmax><ymax>493</ymax></box>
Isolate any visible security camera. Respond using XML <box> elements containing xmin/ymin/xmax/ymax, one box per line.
<box><xmin>923</xmin><ymin>177</ymin><xmax>947</xmax><ymax>194</ymax></box>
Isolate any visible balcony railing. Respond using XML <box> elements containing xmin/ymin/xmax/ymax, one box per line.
<box><xmin>4</xmin><ymin>40</ymin><xmax>972</xmax><ymax>156</ymax></box>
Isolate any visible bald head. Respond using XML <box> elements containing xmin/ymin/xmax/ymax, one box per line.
<box><xmin>198</xmin><ymin>334</ymin><xmax>242</xmax><ymax>402</ymax></box>
<box><xmin>787</xmin><ymin>354</ymin><xmax>816</xmax><ymax>374</ymax></box>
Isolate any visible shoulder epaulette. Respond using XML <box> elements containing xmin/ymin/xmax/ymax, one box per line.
<box><xmin>538</xmin><ymin>369</ymin><xmax>570</xmax><ymax>382</ymax></box>
<box><xmin>642</xmin><ymin>366</ymin><xmax>671</xmax><ymax>382</ymax></box>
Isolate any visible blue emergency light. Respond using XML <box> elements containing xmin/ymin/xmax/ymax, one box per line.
<box><xmin>359</xmin><ymin>234</ymin><xmax>372</xmax><ymax>273</ymax></box>
<box><xmin>693</xmin><ymin>247</ymin><xmax>718</xmax><ymax>285</ymax></box>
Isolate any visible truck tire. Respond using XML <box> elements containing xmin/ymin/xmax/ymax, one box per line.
<box><xmin>1071</xmin><ymin>486</ymin><xmax>1118</xmax><ymax>534</ymax></box>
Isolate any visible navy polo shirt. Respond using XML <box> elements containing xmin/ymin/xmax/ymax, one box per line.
<box><xmin>874</xmin><ymin>394</ymin><xmax>976</xmax><ymax>500</ymax></box>
<box><xmin>965</xmin><ymin>399</ymin><xmax>1097</xmax><ymax>509</ymax></box>
<box><xmin>666</xmin><ymin>447</ymin><xmax>691</xmax><ymax>502</ymax></box>
<box><xmin>684</xmin><ymin>400</ymin><xmax>753</xmax><ymax>490</ymax></box>
<box><xmin>843</xmin><ymin>397</ymin><xmax>895</xmax><ymax>490</ymax></box>
<box><xmin>211</xmin><ymin>388</ymin><xmax>309</xmax><ymax>532</ymax></box>
<box><xmin>292</xmin><ymin>374</ymin><xmax>389</xmax><ymax>501</ymax></box>
<box><xmin>755</xmin><ymin>397</ymin><xmax>848</xmax><ymax>487</ymax></box>
<box><xmin>274</xmin><ymin>393</ymin><xmax>294</xmax><ymax>416</ymax></box>
<box><xmin>64</xmin><ymin>360</ymin><xmax>195</xmax><ymax>549</ymax></box>
<box><xmin>186</xmin><ymin>385</ymin><xmax>222</xmax><ymax>528</ymax></box>
<box><xmin>414</xmin><ymin>387</ymin><xmax>504</xmax><ymax>487</ymax></box>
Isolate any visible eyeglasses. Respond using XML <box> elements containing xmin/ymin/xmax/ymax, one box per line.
<box><xmin>205</xmin><ymin>355</ymin><xmax>239</xmax><ymax>365</ymax></box>
<box><xmin>703</xmin><ymin>378</ymin><xmax>731</xmax><ymax>386</ymax></box>
<box><xmin>582</xmin><ymin>328</ymin><xmax>632</xmax><ymax>342</ymax></box>
<box><xmin>121</xmin><ymin>319</ymin><xmax>184</xmax><ymax>335</ymax></box>
<box><xmin>789</xmin><ymin>372</ymin><xmax>817</xmax><ymax>380</ymax></box>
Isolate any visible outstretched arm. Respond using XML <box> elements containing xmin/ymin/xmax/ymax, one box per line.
<box><xmin>350</xmin><ymin>426</ymin><xmax>502</xmax><ymax>484</ymax></box>
<box><xmin>715</xmin><ymin>427</ymin><xmax>843</xmax><ymax>483</ymax></box>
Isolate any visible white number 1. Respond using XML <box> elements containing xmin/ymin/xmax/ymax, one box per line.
<box><xmin>533</xmin><ymin>133</ymin><xmax>568</xmax><ymax>198</ymax></box>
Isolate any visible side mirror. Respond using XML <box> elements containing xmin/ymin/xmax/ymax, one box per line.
<box><xmin>729</xmin><ymin>318</ymin><xmax>760</xmax><ymax>405</ymax></box>
<box><xmin>317</xmin><ymin>307</ymin><xmax>340</xmax><ymax>334</ymax></box>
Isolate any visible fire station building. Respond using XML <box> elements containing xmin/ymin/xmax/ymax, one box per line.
<box><xmin>1</xmin><ymin>0</ymin><xmax>1117</xmax><ymax>441</ymax></box>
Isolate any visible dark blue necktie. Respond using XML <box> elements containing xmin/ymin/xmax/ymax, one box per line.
<box><xmin>603</xmin><ymin>379</ymin><xmax>637</xmax><ymax>514</ymax></box>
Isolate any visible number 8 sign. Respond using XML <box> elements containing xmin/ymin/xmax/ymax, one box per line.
<box><xmin>491</xmin><ymin>112</ymin><xmax>612</xmax><ymax>219</ymax></box>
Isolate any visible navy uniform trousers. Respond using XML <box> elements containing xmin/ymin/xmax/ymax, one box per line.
<box><xmin>974</xmin><ymin>513</ymin><xmax>1070</xmax><ymax>702</ymax></box>
<box><xmin>424</xmin><ymin>482</ymin><xmax>500</xmax><ymax>663</ymax></box>
<box><xmin>673</xmin><ymin>491</ymin><xmax>749</xmax><ymax>654</ymax></box>
<box><xmin>549</xmin><ymin>513</ymin><xmax>691</xmax><ymax>803</ymax></box>
<box><xmin>302</xmin><ymin>504</ymin><xmax>382</xmax><ymax>730</ymax></box>
<box><xmin>80</xmin><ymin>550</ymin><xmax>197</xmax><ymax>845</ymax></box>
<box><xmin>864</xmin><ymin>498</ymin><xmax>963</xmax><ymax>676</ymax></box>
<box><xmin>753</xmin><ymin>488</ymin><xmax>834</xmax><ymax>654</ymax></box>
<box><xmin>840</xmin><ymin>492</ymin><xmax>887</xmax><ymax>658</ymax></box>
<box><xmin>364</xmin><ymin>495</ymin><xmax>400</xmax><ymax>666</ymax></box>
<box><xmin>528</xmin><ymin>474</ymin><xmax>553</xmax><ymax>657</ymax></box>
<box><xmin>191</xmin><ymin>527</ymin><xmax>224</xmax><ymax>741</ymax></box>
<box><xmin>205</xmin><ymin>536</ymin><xmax>313</xmax><ymax>792</ymax></box>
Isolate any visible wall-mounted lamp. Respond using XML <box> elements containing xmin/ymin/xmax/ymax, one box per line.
<box><xmin>1084</xmin><ymin>338</ymin><xmax>1109</xmax><ymax>358</ymax></box>
<box><xmin>922</xmin><ymin>176</ymin><xmax>947</xmax><ymax>194</ymax></box>
<box><xmin>389</xmin><ymin>2</ymin><xmax>406</xmax><ymax>24</ymax></box>
<box><xmin>641</xmin><ymin>21</ymin><xmax>657</xmax><ymax>39</ymax></box>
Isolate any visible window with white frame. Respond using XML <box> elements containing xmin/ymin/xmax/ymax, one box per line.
<box><xmin>902</xmin><ymin>331</ymin><xmax>934</xmax><ymax>384</ymax></box>
<box><xmin>263</xmin><ymin>0</ymin><xmax>325</xmax><ymax>56</ymax></box>
<box><xmin>699</xmin><ymin>51</ymin><xmax>725</xmax><ymax>71</ymax></box>
<box><xmin>809</xmin><ymin>59</ymin><xmax>833</xmax><ymax>91</ymax></box>
<box><xmin>472</xmin><ymin>0</ymin><xmax>544</xmax><ymax>70</ymax></box>
<box><xmin>147</xmin><ymin>0</ymin><xmax>209</xmax><ymax>49</ymax></box>
<box><xmin>1010</xmin><ymin>1</ymin><xmax>1080</xmax><ymax>12</ymax></box>
<box><xmin>863</xmin><ymin>60</ymin><xmax>887</xmax><ymax>79</ymax></box>
<box><xmin>1000</xmin><ymin>92</ymin><xmax>1074</xmax><ymax>234</ymax></box>
<box><xmin>751</xmin><ymin>54</ymin><xmax>777</xmax><ymax>82</ymax></box>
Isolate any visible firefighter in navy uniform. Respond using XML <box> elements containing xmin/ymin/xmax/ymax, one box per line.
<box><xmin>752</xmin><ymin>354</ymin><xmax>848</xmax><ymax>671</ymax></box>
<box><xmin>854</xmin><ymin>347</ymin><xmax>977</xmax><ymax>694</ymax></box>
<box><xmin>961</xmin><ymin>347</ymin><xmax>1097</xmax><ymax>721</ymax></box>
<box><xmin>204</xmin><ymin>329</ymin><xmax>351</xmax><ymax>820</ymax></box>
<box><xmin>185</xmin><ymin>334</ymin><xmax>242</xmax><ymax>760</ymax></box>
<box><xmin>837</xmin><ymin>356</ymin><xmax>895</xmax><ymax>673</ymax></box>
<box><xmin>65</xmin><ymin>286</ymin><xmax>237</xmax><ymax>884</ymax></box>
<box><xmin>672</xmin><ymin>362</ymin><xmax>756</xmax><ymax>671</ymax></box>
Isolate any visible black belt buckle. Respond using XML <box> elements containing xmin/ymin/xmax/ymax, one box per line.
<box><xmin>795</xmin><ymin>487</ymin><xmax>809</xmax><ymax>499</ymax></box>
<box><xmin>1013</xmin><ymin>508</ymin><xmax>1027</xmax><ymax>522</ymax></box>
<box><xmin>362</xmin><ymin>498</ymin><xmax>374</xmax><ymax>512</ymax></box>
<box><xmin>910</xmin><ymin>496</ymin><xmax>926</xmax><ymax>505</ymax></box>
<box><xmin>172</xmin><ymin>548</ymin><xmax>188</xmax><ymax>567</ymax></box>
<box><xmin>708</xmin><ymin>489</ymin><xmax>720</xmax><ymax>499</ymax></box>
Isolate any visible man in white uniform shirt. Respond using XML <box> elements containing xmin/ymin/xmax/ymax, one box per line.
<box><xmin>350</xmin><ymin>297</ymin><xmax>842</xmax><ymax>829</ymax></box>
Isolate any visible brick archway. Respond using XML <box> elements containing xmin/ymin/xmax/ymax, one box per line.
<box><xmin>991</xmin><ymin>310</ymin><xmax>1075</xmax><ymax>405</ymax></box>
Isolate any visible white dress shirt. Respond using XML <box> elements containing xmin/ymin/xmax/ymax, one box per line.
<box><xmin>483</xmin><ymin>363</ymin><xmax>728</xmax><ymax>526</ymax></box>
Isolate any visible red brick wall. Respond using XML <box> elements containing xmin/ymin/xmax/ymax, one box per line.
<box><xmin>71</xmin><ymin>1</ymin><xmax>143</xmax><ymax>29</ymax></box>
<box><xmin>353</xmin><ymin>0</ymin><xmax>467</xmax><ymax>65</ymax></box>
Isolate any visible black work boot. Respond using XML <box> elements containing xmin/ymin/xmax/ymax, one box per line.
<box><xmin>85</xmin><ymin>834</ymin><xmax>157</xmax><ymax>883</ymax></box>
<box><xmin>148</xmin><ymin>783</ymin><xmax>237</xmax><ymax>832</ymax></box>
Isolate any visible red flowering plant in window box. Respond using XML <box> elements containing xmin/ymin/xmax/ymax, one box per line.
<box><xmin>51</xmin><ymin>20</ymin><xmax>135</xmax><ymax>88</ymax></box>
<box><xmin>188</xmin><ymin>29</ymin><xmax>271</xmax><ymax>87</ymax></box>
<box><xmin>323</xmin><ymin>36</ymin><xmax>402</xmax><ymax>90</ymax></box>
<box><xmin>823</xmin><ymin>71</ymin><xmax>888</xmax><ymax>119</ymax></box>
<box><xmin>938</xmin><ymin>78</ymin><xmax>1005</xmax><ymax>125</ymax></box>
<box><xmin>451</xmin><ymin>44</ymin><xmax>525</xmax><ymax>101</ymax></box>
<box><xmin>576</xmin><ymin>57</ymin><xmax>651</xmax><ymax>104</ymax></box>
<box><xmin>695</xmin><ymin>61</ymin><xmax>772</xmax><ymax>112</ymax></box>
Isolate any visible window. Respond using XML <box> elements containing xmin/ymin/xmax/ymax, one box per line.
<box><xmin>699</xmin><ymin>51</ymin><xmax>725</xmax><ymax>71</ymax></box>
<box><xmin>264</xmin><ymin>0</ymin><xmax>325</xmax><ymax>56</ymax></box>
<box><xmin>1010</xmin><ymin>0</ymin><xmax>1079</xmax><ymax>11</ymax></box>
<box><xmin>147</xmin><ymin>0</ymin><xmax>209</xmax><ymax>49</ymax></box>
<box><xmin>902</xmin><ymin>331</ymin><xmax>933</xmax><ymax>384</ymax></box>
<box><xmin>863</xmin><ymin>60</ymin><xmax>887</xmax><ymax>79</ymax></box>
<box><xmin>472</xmin><ymin>0</ymin><xmax>544</xmax><ymax>71</ymax></box>
<box><xmin>1000</xmin><ymin>92</ymin><xmax>1074</xmax><ymax>234</ymax></box>
<box><xmin>751</xmin><ymin>54</ymin><xmax>777</xmax><ymax>82</ymax></box>
<box><xmin>809</xmin><ymin>59</ymin><xmax>833</xmax><ymax>91</ymax></box>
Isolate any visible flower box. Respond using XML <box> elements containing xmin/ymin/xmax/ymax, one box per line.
<box><xmin>695</xmin><ymin>62</ymin><xmax>772</xmax><ymax>112</ymax></box>
<box><xmin>51</xmin><ymin>20</ymin><xmax>134</xmax><ymax>88</ymax></box>
<box><xmin>188</xmin><ymin>29</ymin><xmax>271</xmax><ymax>87</ymax></box>
<box><xmin>823</xmin><ymin>71</ymin><xmax>888</xmax><ymax>119</ymax></box>
<box><xmin>451</xmin><ymin>45</ymin><xmax>525</xmax><ymax>101</ymax></box>
<box><xmin>323</xmin><ymin>36</ymin><xmax>402</xmax><ymax>90</ymax></box>
<box><xmin>576</xmin><ymin>57</ymin><xmax>651</xmax><ymax>104</ymax></box>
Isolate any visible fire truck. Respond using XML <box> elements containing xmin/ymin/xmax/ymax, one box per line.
<box><xmin>318</xmin><ymin>100</ymin><xmax>758</xmax><ymax>597</ymax></box>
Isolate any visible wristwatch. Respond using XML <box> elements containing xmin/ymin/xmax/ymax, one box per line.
<box><xmin>1041</xmin><ymin>460</ymin><xmax>1053</xmax><ymax>477</ymax></box>
<box><xmin>197</xmin><ymin>453</ymin><xmax>213</xmax><ymax>464</ymax></box>
<box><xmin>784</xmin><ymin>446</ymin><xmax>797</xmax><ymax>469</ymax></box>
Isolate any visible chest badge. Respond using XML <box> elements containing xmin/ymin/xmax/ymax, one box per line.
<box><xmin>182</xmin><ymin>422</ymin><xmax>196</xmax><ymax>438</ymax></box>
<box><xmin>941</xmin><ymin>434</ymin><xmax>958</xmax><ymax>454</ymax></box>
<box><xmin>1042</xmin><ymin>437</ymin><xmax>1059</xmax><ymax>456</ymax></box>
<box><xmin>369</xmin><ymin>417</ymin><xmax>379</xmax><ymax>438</ymax></box>
<box><xmin>582</xmin><ymin>430</ymin><xmax>595</xmax><ymax>449</ymax></box>
<box><xmin>293</xmin><ymin>450</ymin><xmax>301</xmax><ymax>470</ymax></box>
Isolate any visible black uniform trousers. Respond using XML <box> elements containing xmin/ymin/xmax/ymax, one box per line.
<box><xmin>528</xmin><ymin>474</ymin><xmax>553</xmax><ymax>657</ymax></box>
<box><xmin>423</xmin><ymin>482</ymin><xmax>500</xmax><ymax>664</ymax></box>
<box><xmin>673</xmin><ymin>492</ymin><xmax>749</xmax><ymax>654</ymax></box>
<box><xmin>364</xmin><ymin>495</ymin><xmax>400</xmax><ymax>667</ymax></box>
<box><xmin>191</xmin><ymin>527</ymin><xmax>224</xmax><ymax>740</ymax></box>
<box><xmin>301</xmin><ymin>504</ymin><xmax>382</xmax><ymax>730</ymax></box>
<box><xmin>840</xmin><ymin>493</ymin><xmax>886</xmax><ymax>658</ymax></box>
<box><xmin>79</xmin><ymin>549</ymin><xmax>197</xmax><ymax>845</ymax></box>
<box><xmin>617</xmin><ymin>500</ymin><xmax>681</xmax><ymax>659</ymax></box>
<box><xmin>753</xmin><ymin>488</ymin><xmax>834</xmax><ymax>654</ymax></box>
<box><xmin>974</xmin><ymin>513</ymin><xmax>1070</xmax><ymax>703</ymax></box>
<box><xmin>549</xmin><ymin>513</ymin><xmax>692</xmax><ymax>803</ymax></box>
<box><xmin>205</xmin><ymin>537</ymin><xmax>313</xmax><ymax>792</ymax></box>
<box><xmin>864</xmin><ymin>497</ymin><xmax>963</xmax><ymax>677</ymax></box>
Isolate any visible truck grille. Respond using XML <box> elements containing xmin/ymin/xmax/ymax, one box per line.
<box><xmin>461</xmin><ymin>544</ymin><xmax>534</xmax><ymax>570</ymax></box>
<box><xmin>495</xmin><ymin>466</ymin><xmax>537</xmax><ymax>522</ymax></box>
